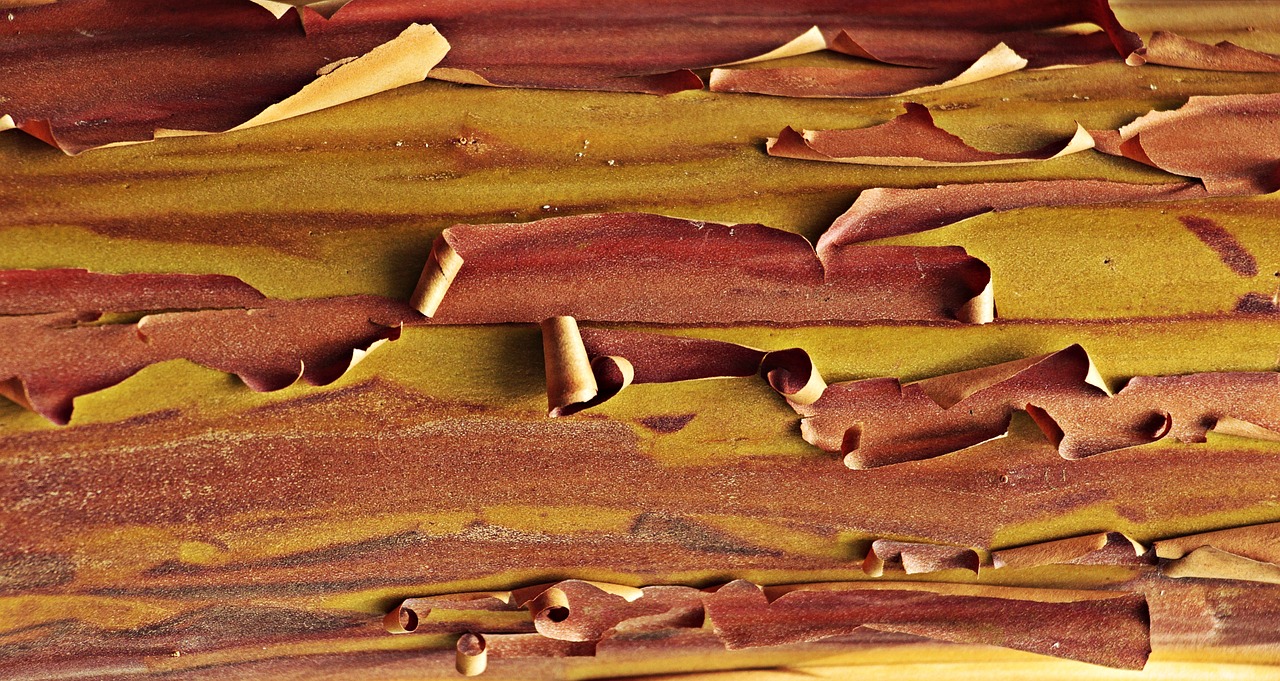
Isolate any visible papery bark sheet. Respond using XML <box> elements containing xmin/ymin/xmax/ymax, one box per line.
<box><xmin>1092</xmin><ymin>93</ymin><xmax>1280</xmax><ymax>194</ymax></box>
<box><xmin>767</xmin><ymin>103</ymin><xmax>1095</xmax><ymax>166</ymax></box>
<box><xmin>0</xmin><ymin>268</ymin><xmax>266</xmax><ymax>315</ymax></box>
<box><xmin>702</xmin><ymin>580</ymin><xmax>1150</xmax><ymax>669</ymax></box>
<box><xmin>992</xmin><ymin>532</ymin><xmax>1150</xmax><ymax>570</ymax></box>
<box><xmin>861</xmin><ymin>540</ymin><xmax>981</xmax><ymax>577</ymax></box>
<box><xmin>388</xmin><ymin>579</ymin><xmax>1150</xmax><ymax>671</ymax></box>
<box><xmin>1142</xmin><ymin>31</ymin><xmax>1280</xmax><ymax>72</ymax></box>
<box><xmin>0</xmin><ymin>1</ymin><xmax>449</xmax><ymax>153</ymax></box>
<box><xmin>541</xmin><ymin>325</ymin><xmax>1280</xmax><ymax>467</ymax></box>
<box><xmin>709</xmin><ymin>43</ymin><xmax>1029</xmax><ymax>99</ymax></box>
<box><xmin>314</xmin><ymin>0</ymin><xmax>1140</xmax><ymax>96</ymax></box>
<box><xmin>822</xmin><ymin>180</ymin><xmax>1205</xmax><ymax>249</ymax></box>
<box><xmin>1156</xmin><ymin>522</ymin><xmax>1280</xmax><ymax>584</ymax></box>
<box><xmin>0</xmin><ymin>269</ymin><xmax>420</xmax><ymax>423</ymax></box>
<box><xmin>413</xmin><ymin>213</ymin><xmax>994</xmax><ymax>325</ymax></box>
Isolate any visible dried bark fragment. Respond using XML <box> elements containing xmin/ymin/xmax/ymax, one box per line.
<box><xmin>822</xmin><ymin>180</ymin><xmax>1205</xmax><ymax>249</ymax></box>
<box><xmin>861</xmin><ymin>540</ymin><xmax>981</xmax><ymax>577</ymax></box>
<box><xmin>710</xmin><ymin>43</ymin><xmax>1029</xmax><ymax>99</ymax></box>
<box><xmin>540</xmin><ymin>326</ymin><xmax>1280</xmax><ymax>467</ymax></box>
<box><xmin>1142</xmin><ymin>31</ymin><xmax>1280</xmax><ymax>72</ymax></box>
<box><xmin>767</xmin><ymin>103</ymin><xmax>1095</xmax><ymax>166</ymax></box>
<box><xmin>313</xmin><ymin>0</ymin><xmax>1140</xmax><ymax>96</ymax></box>
<box><xmin>1155</xmin><ymin>521</ymin><xmax>1280</xmax><ymax>584</ymax></box>
<box><xmin>0</xmin><ymin>269</ymin><xmax>265</xmax><ymax>315</ymax></box>
<box><xmin>992</xmin><ymin>532</ymin><xmax>1150</xmax><ymax>570</ymax></box>
<box><xmin>541</xmin><ymin>318</ymin><xmax>825</xmax><ymax>417</ymax></box>
<box><xmin>0</xmin><ymin>272</ymin><xmax>420</xmax><ymax>423</ymax></box>
<box><xmin>1092</xmin><ymin>94</ymin><xmax>1280</xmax><ymax>194</ymax></box>
<box><xmin>413</xmin><ymin>213</ymin><xmax>994</xmax><ymax>325</ymax></box>
<box><xmin>0</xmin><ymin>1</ymin><xmax>449</xmax><ymax>153</ymax></box>
<box><xmin>702</xmin><ymin>580</ymin><xmax>1150</xmax><ymax>669</ymax></box>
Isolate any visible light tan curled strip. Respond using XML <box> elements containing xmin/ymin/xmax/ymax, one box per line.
<box><xmin>718</xmin><ymin>25</ymin><xmax>829</xmax><ymax>66</ymax></box>
<box><xmin>899</xmin><ymin>42</ymin><xmax>1027</xmax><ymax>95</ymax></box>
<box><xmin>542</xmin><ymin>316</ymin><xmax>599</xmax><ymax>417</ymax></box>
<box><xmin>1211</xmin><ymin>416</ymin><xmax>1280</xmax><ymax>441</ymax></box>
<box><xmin>1163</xmin><ymin>546</ymin><xmax>1280</xmax><ymax>584</ymax></box>
<box><xmin>954</xmin><ymin>279</ymin><xmax>995</xmax><ymax>325</ymax></box>
<box><xmin>152</xmin><ymin>24</ymin><xmax>450</xmax><ymax>139</ymax></box>
<box><xmin>411</xmin><ymin>236</ymin><xmax>465</xmax><ymax>316</ymax></box>
<box><xmin>455</xmin><ymin>633</ymin><xmax>488</xmax><ymax>676</ymax></box>
<box><xmin>991</xmin><ymin>532</ymin><xmax>1147</xmax><ymax>570</ymax></box>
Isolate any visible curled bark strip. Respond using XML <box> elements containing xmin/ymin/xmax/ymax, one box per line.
<box><xmin>800</xmin><ymin>345</ymin><xmax>1112</xmax><ymax>468</ymax></box>
<box><xmin>1162</xmin><ymin>547</ymin><xmax>1280</xmax><ymax>585</ymax></box>
<box><xmin>391</xmin><ymin>579</ymin><xmax>1157</xmax><ymax>673</ymax></box>
<box><xmin>1092</xmin><ymin>94</ymin><xmax>1280</xmax><ymax>194</ymax></box>
<box><xmin>1142</xmin><ymin>31</ymin><xmax>1280</xmax><ymax>72</ymax></box>
<box><xmin>455</xmin><ymin>633</ymin><xmax>489</xmax><ymax>676</ymax></box>
<box><xmin>541</xmin><ymin>326</ymin><xmax>1280</xmax><ymax>467</ymax></box>
<box><xmin>711</xmin><ymin>43</ymin><xmax>1029</xmax><ymax>99</ymax></box>
<box><xmin>0</xmin><ymin>269</ymin><xmax>265</xmax><ymax>315</ymax></box>
<box><xmin>413</xmin><ymin>213</ymin><xmax>994</xmax><ymax>325</ymax></box>
<box><xmin>1</xmin><ymin>2</ymin><xmax>450</xmax><ymax>153</ymax></box>
<box><xmin>386</xmin><ymin>581</ymin><xmax>698</xmax><ymax>675</ymax></box>
<box><xmin>992</xmin><ymin>532</ymin><xmax>1150</xmax><ymax>570</ymax></box>
<box><xmin>249</xmin><ymin>0</ymin><xmax>352</xmax><ymax>20</ymax></box>
<box><xmin>541</xmin><ymin>318</ymin><xmax>825</xmax><ymax>417</ymax></box>
<box><xmin>307</xmin><ymin>0</ymin><xmax>1139</xmax><ymax>97</ymax></box>
<box><xmin>0</xmin><ymin>270</ymin><xmax>420</xmax><ymax>423</ymax></box>
<box><xmin>702</xmin><ymin>580</ymin><xmax>1150</xmax><ymax>669</ymax></box>
<box><xmin>708</xmin><ymin>0</ymin><xmax>1142</xmax><ymax>97</ymax></box>
<box><xmin>521</xmin><ymin>581</ymin><xmax>702</xmax><ymax>643</ymax></box>
<box><xmin>821</xmin><ymin>180</ymin><xmax>1206</xmax><ymax>250</ymax></box>
<box><xmin>768</xmin><ymin>103</ymin><xmax>1095</xmax><ymax>166</ymax></box>
<box><xmin>862</xmin><ymin>540</ymin><xmax>981</xmax><ymax>577</ymax></box>
<box><xmin>1155</xmin><ymin>521</ymin><xmax>1280</xmax><ymax>584</ymax></box>
<box><xmin>0</xmin><ymin>313</ymin><xmax>160</xmax><ymax>425</ymax></box>
<box><xmin>384</xmin><ymin>592</ymin><xmax>533</xmax><ymax>635</ymax></box>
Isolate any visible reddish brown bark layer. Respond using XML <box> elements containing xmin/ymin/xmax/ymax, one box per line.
<box><xmin>0</xmin><ymin>0</ymin><xmax>444</xmax><ymax>153</ymax></box>
<box><xmin>0</xmin><ymin>268</ymin><xmax>265</xmax><ymax>315</ymax></box>
<box><xmin>1142</xmin><ymin>31</ymin><xmax>1280</xmax><ymax>72</ymax></box>
<box><xmin>415</xmin><ymin>213</ymin><xmax>994</xmax><ymax>325</ymax></box>
<box><xmin>543</xmin><ymin>327</ymin><xmax>1280</xmax><ymax>467</ymax></box>
<box><xmin>702</xmin><ymin>580</ymin><xmax>1150</xmax><ymax>669</ymax></box>
<box><xmin>992</xmin><ymin>531</ymin><xmax>1151</xmax><ymax>570</ymax></box>
<box><xmin>823</xmin><ymin>180</ymin><xmax>1205</xmax><ymax>250</ymax></box>
<box><xmin>0</xmin><ymin>270</ymin><xmax>420</xmax><ymax>423</ymax></box>
<box><xmin>1092</xmin><ymin>93</ymin><xmax>1280</xmax><ymax>194</ymax></box>
<box><xmin>768</xmin><ymin>103</ymin><xmax>1093</xmax><ymax>165</ymax></box>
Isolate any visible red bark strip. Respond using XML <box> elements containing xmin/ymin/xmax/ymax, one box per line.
<box><xmin>543</xmin><ymin>326</ymin><xmax>1280</xmax><ymax>467</ymax></box>
<box><xmin>822</xmin><ymin>180</ymin><xmax>1206</xmax><ymax>251</ymax></box>
<box><xmin>1142</xmin><ymin>31</ymin><xmax>1280</xmax><ymax>72</ymax></box>
<box><xmin>767</xmin><ymin>103</ymin><xmax>1094</xmax><ymax>166</ymax></box>
<box><xmin>991</xmin><ymin>531</ymin><xmax>1151</xmax><ymax>570</ymax></box>
<box><xmin>314</xmin><ymin>0</ymin><xmax>1141</xmax><ymax>95</ymax></box>
<box><xmin>1176</xmin><ymin>215</ymin><xmax>1258</xmax><ymax>277</ymax></box>
<box><xmin>1092</xmin><ymin>93</ymin><xmax>1280</xmax><ymax>194</ymax></box>
<box><xmin>413</xmin><ymin>213</ymin><xmax>994</xmax><ymax>325</ymax></box>
<box><xmin>861</xmin><ymin>540</ymin><xmax>981</xmax><ymax>577</ymax></box>
<box><xmin>0</xmin><ymin>279</ymin><xmax>421</xmax><ymax>423</ymax></box>
<box><xmin>0</xmin><ymin>0</ymin><xmax>448</xmax><ymax>153</ymax></box>
<box><xmin>1</xmin><ymin>0</ymin><xmax>1144</xmax><ymax>150</ymax></box>
<box><xmin>702</xmin><ymin>580</ymin><xmax>1150</xmax><ymax>669</ymax></box>
<box><xmin>0</xmin><ymin>269</ymin><xmax>265</xmax><ymax>315</ymax></box>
